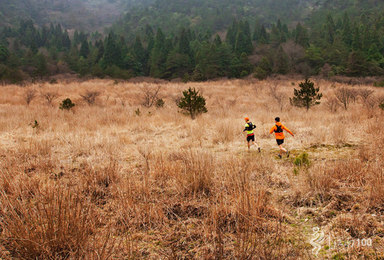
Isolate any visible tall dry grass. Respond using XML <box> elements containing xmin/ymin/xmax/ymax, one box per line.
<box><xmin>0</xmin><ymin>78</ymin><xmax>383</xmax><ymax>258</ymax></box>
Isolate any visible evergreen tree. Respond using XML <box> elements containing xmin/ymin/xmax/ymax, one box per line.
<box><xmin>103</xmin><ymin>33</ymin><xmax>122</xmax><ymax>67</ymax></box>
<box><xmin>274</xmin><ymin>46</ymin><xmax>289</xmax><ymax>74</ymax></box>
<box><xmin>226</xmin><ymin>20</ymin><xmax>238</xmax><ymax>49</ymax></box>
<box><xmin>342</xmin><ymin>12</ymin><xmax>353</xmax><ymax>46</ymax></box>
<box><xmin>346</xmin><ymin>51</ymin><xmax>367</xmax><ymax>76</ymax></box>
<box><xmin>0</xmin><ymin>45</ymin><xmax>9</xmax><ymax>63</ymax></box>
<box><xmin>33</xmin><ymin>53</ymin><xmax>48</xmax><ymax>79</ymax></box>
<box><xmin>324</xmin><ymin>14</ymin><xmax>336</xmax><ymax>44</ymax></box>
<box><xmin>178</xmin><ymin>28</ymin><xmax>191</xmax><ymax>56</ymax></box>
<box><xmin>235</xmin><ymin>20</ymin><xmax>253</xmax><ymax>55</ymax></box>
<box><xmin>290</xmin><ymin>78</ymin><xmax>322</xmax><ymax>111</ymax></box>
<box><xmin>149</xmin><ymin>29</ymin><xmax>167</xmax><ymax>78</ymax></box>
<box><xmin>79</xmin><ymin>39</ymin><xmax>90</xmax><ymax>58</ymax></box>
<box><xmin>352</xmin><ymin>25</ymin><xmax>362</xmax><ymax>50</ymax></box>
<box><xmin>164</xmin><ymin>50</ymin><xmax>190</xmax><ymax>78</ymax></box>
<box><xmin>178</xmin><ymin>87</ymin><xmax>207</xmax><ymax>119</ymax></box>
<box><xmin>259</xmin><ymin>25</ymin><xmax>269</xmax><ymax>44</ymax></box>
<box><xmin>132</xmin><ymin>35</ymin><xmax>147</xmax><ymax>74</ymax></box>
<box><xmin>294</xmin><ymin>23</ymin><xmax>309</xmax><ymax>47</ymax></box>
<box><xmin>95</xmin><ymin>40</ymin><xmax>104</xmax><ymax>62</ymax></box>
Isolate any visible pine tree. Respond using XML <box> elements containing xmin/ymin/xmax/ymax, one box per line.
<box><xmin>33</xmin><ymin>53</ymin><xmax>48</xmax><ymax>79</ymax></box>
<box><xmin>132</xmin><ymin>35</ymin><xmax>147</xmax><ymax>74</ymax></box>
<box><xmin>294</xmin><ymin>23</ymin><xmax>309</xmax><ymax>47</ymax></box>
<box><xmin>259</xmin><ymin>25</ymin><xmax>269</xmax><ymax>44</ymax></box>
<box><xmin>235</xmin><ymin>20</ymin><xmax>253</xmax><ymax>55</ymax></box>
<box><xmin>149</xmin><ymin>29</ymin><xmax>167</xmax><ymax>78</ymax></box>
<box><xmin>346</xmin><ymin>51</ymin><xmax>367</xmax><ymax>76</ymax></box>
<box><xmin>0</xmin><ymin>45</ymin><xmax>9</xmax><ymax>63</ymax></box>
<box><xmin>226</xmin><ymin>20</ymin><xmax>238</xmax><ymax>49</ymax></box>
<box><xmin>324</xmin><ymin>14</ymin><xmax>336</xmax><ymax>44</ymax></box>
<box><xmin>352</xmin><ymin>25</ymin><xmax>362</xmax><ymax>50</ymax></box>
<box><xmin>342</xmin><ymin>12</ymin><xmax>353</xmax><ymax>46</ymax></box>
<box><xmin>178</xmin><ymin>87</ymin><xmax>207</xmax><ymax>119</ymax></box>
<box><xmin>290</xmin><ymin>78</ymin><xmax>322</xmax><ymax>111</ymax></box>
<box><xmin>178</xmin><ymin>28</ymin><xmax>191</xmax><ymax>56</ymax></box>
<box><xmin>274</xmin><ymin>46</ymin><xmax>289</xmax><ymax>74</ymax></box>
<box><xmin>103</xmin><ymin>33</ymin><xmax>122</xmax><ymax>67</ymax></box>
<box><xmin>79</xmin><ymin>39</ymin><xmax>90</xmax><ymax>58</ymax></box>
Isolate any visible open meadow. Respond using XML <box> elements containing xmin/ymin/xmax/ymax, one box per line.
<box><xmin>0</xmin><ymin>78</ymin><xmax>383</xmax><ymax>259</ymax></box>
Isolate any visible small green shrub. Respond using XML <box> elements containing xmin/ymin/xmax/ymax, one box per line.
<box><xmin>156</xmin><ymin>98</ymin><xmax>165</xmax><ymax>108</ymax></box>
<box><xmin>31</xmin><ymin>120</ymin><xmax>39</xmax><ymax>129</ymax></box>
<box><xmin>290</xmin><ymin>78</ymin><xmax>322</xmax><ymax>111</ymax></box>
<box><xmin>373</xmin><ymin>81</ymin><xmax>384</xmax><ymax>87</ymax></box>
<box><xmin>135</xmin><ymin>108</ymin><xmax>141</xmax><ymax>116</ymax></box>
<box><xmin>293</xmin><ymin>152</ymin><xmax>310</xmax><ymax>167</ymax></box>
<box><xmin>49</xmin><ymin>79</ymin><xmax>58</xmax><ymax>84</ymax></box>
<box><xmin>379</xmin><ymin>101</ymin><xmax>384</xmax><ymax>110</ymax></box>
<box><xmin>253</xmin><ymin>67</ymin><xmax>268</xmax><ymax>80</ymax></box>
<box><xmin>59</xmin><ymin>98</ymin><xmax>75</xmax><ymax>110</ymax></box>
<box><xmin>178</xmin><ymin>87</ymin><xmax>207</xmax><ymax>119</ymax></box>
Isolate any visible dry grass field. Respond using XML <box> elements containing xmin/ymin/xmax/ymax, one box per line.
<box><xmin>0</xmin><ymin>78</ymin><xmax>383</xmax><ymax>259</ymax></box>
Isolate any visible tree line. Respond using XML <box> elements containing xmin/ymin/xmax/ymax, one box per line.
<box><xmin>1</xmin><ymin>10</ymin><xmax>384</xmax><ymax>83</ymax></box>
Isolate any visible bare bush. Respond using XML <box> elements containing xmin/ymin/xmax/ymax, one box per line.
<box><xmin>269</xmin><ymin>83</ymin><xmax>287</xmax><ymax>111</ymax></box>
<box><xmin>335</xmin><ymin>87</ymin><xmax>357</xmax><ymax>110</ymax></box>
<box><xmin>141</xmin><ymin>85</ymin><xmax>161</xmax><ymax>108</ymax></box>
<box><xmin>41</xmin><ymin>91</ymin><xmax>60</xmax><ymax>106</ymax></box>
<box><xmin>24</xmin><ymin>89</ymin><xmax>37</xmax><ymax>105</ymax></box>
<box><xmin>325</xmin><ymin>97</ymin><xmax>340</xmax><ymax>112</ymax></box>
<box><xmin>80</xmin><ymin>90</ymin><xmax>101</xmax><ymax>105</ymax></box>
<box><xmin>364</xmin><ymin>96</ymin><xmax>378</xmax><ymax>110</ymax></box>
<box><xmin>357</xmin><ymin>89</ymin><xmax>374</xmax><ymax>103</ymax></box>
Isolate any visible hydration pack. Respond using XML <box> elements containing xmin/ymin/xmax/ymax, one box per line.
<box><xmin>274</xmin><ymin>124</ymin><xmax>283</xmax><ymax>133</ymax></box>
<box><xmin>246</xmin><ymin>122</ymin><xmax>256</xmax><ymax>131</ymax></box>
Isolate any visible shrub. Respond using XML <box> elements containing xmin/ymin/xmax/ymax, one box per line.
<box><xmin>24</xmin><ymin>89</ymin><xmax>37</xmax><ymax>106</ymax></box>
<box><xmin>156</xmin><ymin>98</ymin><xmax>165</xmax><ymax>108</ymax></box>
<box><xmin>177</xmin><ymin>87</ymin><xmax>207</xmax><ymax>119</ymax></box>
<box><xmin>380</xmin><ymin>101</ymin><xmax>384</xmax><ymax>110</ymax></box>
<box><xmin>80</xmin><ymin>91</ymin><xmax>100</xmax><ymax>106</ymax></box>
<box><xmin>59</xmin><ymin>98</ymin><xmax>75</xmax><ymax>110</ymax></box>
<box><xmin>335</xmin><ymin>87</ymin><xmax>357</xmax><ymax>110</ymax></box>
<box><xmin>141</xmin><ymin>85</ymin><xmax>161</xmax><ymax>108</ymax></box>
<box><xmin>41</xmin><ymin>91</ymin><xmax>59</xmax><ymax>106</ymax></box>
<box><xmin>49</xmin><ymin>79</ymin><xmax>58</xmax><ymax>84</ymax></box>
<box><xmin>373</xmin><ymin>80</ymin><xmax>384</xmax><ymax>87</ymax></box>
<box><xmin>253</xmin><ymin>67</ymin><xmax>268</xmax><ymax>80</ymax></box>
<box><xmin>290</xmin><ymin>78</ymin><xmax>322</xmax><ymax>111</ymax></box>
<box><xmin>293</xmin><ymin>152</ymin><xmax>310</xmax><ymax>167</ymax></box>
<box><xmin>135</xmin><ymin>108</ymin><xmax>141</xmax><ymax>116</ymax></box>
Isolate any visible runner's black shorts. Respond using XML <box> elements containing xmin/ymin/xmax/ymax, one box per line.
<box><xmin>276</xmin><ymin>139</ymin><xmax>284</xmax><ymax>145</ymax></box>
<box><xmin>247</xmin><ymin>135</ymin><xmax>255</xmax><ymax>142</ymax></box>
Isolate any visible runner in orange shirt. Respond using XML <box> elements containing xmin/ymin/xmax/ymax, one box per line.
<box><xmin>269</xmin><ymin>117</ymin><xmax>294</xmax><ymax>158</ymax></box>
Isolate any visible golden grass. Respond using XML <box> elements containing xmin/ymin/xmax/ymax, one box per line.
<box><xmin>0</xmin><ymin>78</ymin><xmax>383</xmax><ymax>259</ymax></box>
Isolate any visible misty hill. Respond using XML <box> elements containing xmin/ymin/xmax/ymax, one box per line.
<box><xmin>111</xmin><ymin>0</ymin><xmax>322</xmax><ymax>37</ymax></box>
<box><xmin>111</xmin><ymin>0</ymin><xmax>384</xmax><ymax>38</ymax></box>
<box><xmin>0</xmin><ymin>0</ymin><xmax>153</xmax><ymax>31</ymax></box>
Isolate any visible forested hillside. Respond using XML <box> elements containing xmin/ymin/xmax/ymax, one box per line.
<box><xmin>111</xmin><ymin>0</ymin><xmax>321</xmax><ymax>38</ymax></box>
<box><xmin>0</xmin><ymin>0</ymin><xmax>384</xmax><ymax>83</ymax></box>
<box><xmin>0</xmin><ymin>0</ymin><xmax>153</xmax><ymax>31</ymax></box>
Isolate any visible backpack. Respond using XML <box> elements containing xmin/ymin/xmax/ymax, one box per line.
<box><xmin>274</xmin><ymin>124</ymin><xmax>283</xmax><ymax>133</ymax></box>
<box><xmin>246</xmin><ymin>122</ymin><xmax>256</xmax><ymax>131</ymax></box>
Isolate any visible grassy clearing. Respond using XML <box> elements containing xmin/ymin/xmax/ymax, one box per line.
<box><xmin>0</xmin><ymin>78</ymin><xmax>383</xmax><ymax>259</ymax></box>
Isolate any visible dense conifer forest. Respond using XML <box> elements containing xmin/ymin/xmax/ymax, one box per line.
<box><xmin>1</xmin><ymin>0</ymin><xmax>383</xmax><ymax>83</ymax></box>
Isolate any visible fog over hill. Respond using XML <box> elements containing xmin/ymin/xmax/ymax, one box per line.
<box><xmin>0</xmin><ymin>0</ymin><xmax>154</xmax><ymax>31</ymax></box>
